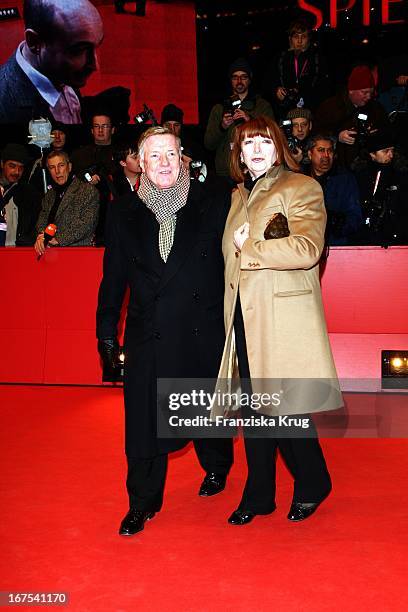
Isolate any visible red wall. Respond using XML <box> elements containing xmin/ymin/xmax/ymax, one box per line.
<box><xmin>0</xmin><ymin>246</ymin><xmax>407</xmax><ymax>385</ymax></box>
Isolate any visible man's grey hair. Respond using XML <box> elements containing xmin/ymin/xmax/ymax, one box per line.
<box><xmin>138</xmin><ymin>126</ymin><xmax>181</xmax><ymax>161</ymax></box>
<box><xmin>46</xmin><ymin>150</ymin><xmax>70</xmax><ymax>165</ymax></box>
<box><xmin>306</xmin><ymin>133</ymin><xmax>337</xmax><ymax>152</ymax></box>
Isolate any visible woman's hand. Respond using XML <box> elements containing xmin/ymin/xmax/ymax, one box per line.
<box><xmin>234</xmin><ymin>222</ymin><xmax>250</xmax><ymax>251</ymax></box>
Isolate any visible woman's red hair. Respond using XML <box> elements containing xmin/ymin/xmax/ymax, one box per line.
<box><xmin>229</xmin><ymin>115</ymin><xmax>299</xmax><ymax>183</ymax></box>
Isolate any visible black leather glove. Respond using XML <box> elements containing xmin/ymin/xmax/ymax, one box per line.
<box><xmin>98</xmin><ymin>337</ymin><xmax>120</xmax><ymax>369</ymax></box>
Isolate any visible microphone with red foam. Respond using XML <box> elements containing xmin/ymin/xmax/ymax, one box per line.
<box><xmin>37</xmin><ymin>223</ymin><xmax>57</xmax><ymax>260</ymax></box>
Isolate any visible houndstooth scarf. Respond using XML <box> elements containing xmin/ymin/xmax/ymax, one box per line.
<box><xmin>138</xmin><ymin>163</ymin><xmax>190</xmax><ymax>261</ymax></box>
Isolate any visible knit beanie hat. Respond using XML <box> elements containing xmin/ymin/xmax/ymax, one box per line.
<box><xmin>1</xmin><ymin>143</ymin><xmax>29</xmax><ymax>164</ymax></box>
<box><xmin>287</xmin><ymin>108</ymin><xmax>312</xmax><ymax>120</ymax></box>
<box><xmin>228</xmin><ymin>58</ymin><xmax>253</xmax><ymax>79</ymax></box>
<box><xmin>366</xmin><ymin>128</ymin><xmax>395</xmax><ymax>153</ymax></box>
<box><xmin>348</xmin><ymin>65</ymin><xmax>374</xmax><ymax>90</ymax></box>
<box><xmin>161</xmin><ymin>104</ymin><xmax>184</xmax><ymax>124</ymax></box>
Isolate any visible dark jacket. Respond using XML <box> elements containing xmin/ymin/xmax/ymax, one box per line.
<box><xmin>96</xmin><ymin>180</ymin><xmax>230</xmax><ymax>457</ymax></box>
<box><xmin>0</xmin><ymin>181</ymin><xmax>42</xmax><ymax>245</ymax></box>
<box><xmin>314</xmin><ymin>91</ymin><xmax>389</xmax><ymax>168</ymax></box>
<box><xmin>204</xmin><ymin>93</ymin><xmax>274</xmax><ymax>177</ymax></box>
<box><xmin>303</xmin><ymin>165</ymin><xmax>363</xmax><ymax>245</ymax></box>
<box><xmin>264</xmin><ymin>46</ymin><xmax>330</xmax><ymax>118</ymax></box>
<box><xmin>353</xmin><ymin>156</ymin><xmax>408</xmax><ymax>245</ymax></box>
<box><xmin>0</xmin><ymin>53</ymin><xmax>54</xmax><ymax>125</ymax></box>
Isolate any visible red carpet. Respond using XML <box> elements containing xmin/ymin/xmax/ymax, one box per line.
<box><xmin>1</xmin><ymin>385</ymin><xmax>408</xmax><ymax>610</ymax></box>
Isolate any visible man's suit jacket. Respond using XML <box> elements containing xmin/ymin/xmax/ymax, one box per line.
<box><xmin>0</xmin><ymin>53</ymin><xmax>52</xmax><ymax>124</ymax></box>
<box><xmin>36</xmin><ymin>177</ymin><xmax>99</xmax><ymax>246</ymax></box>
<box><xmin>96</xmin><ymin>180</ymin><xmax>230</xmax><ymax>458</ymax></box>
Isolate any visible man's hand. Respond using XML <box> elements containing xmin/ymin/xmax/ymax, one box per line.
<box><xmin>221</xmin><ymin>112</ymin><xmax>234</xmax><ymax>129</ymax></box>
<box><xmin>234</xmin><ymin>222</ymin><xmax>250</xmax><ymax>251</ymax></box>
<box><xmin>291</xmin><ymin>146</ymin><xmax>303</xmax><ymax>163</ymax></box>
<box><xmin>338</xmin><ymin>129</ymin><xmax>357</xmax><ymax>145</ymax></box>
<box><xmin>34</xmin><ymin>233</ymin><xmax>45</xmax><ymax>256</ymax></box>
<box><xmin>233</xmin><ymin>109</ymin><xmax>250</xmax><ymax>123</ymax></box>
<box><xmin>98</xmin><ymin>338</ymin><xmax>120</xmax><ymax>370</ymax></box>
<box><xmin>89</xmin><ymin>174</ymin><xmax>101</xmax><ymax>185</ymax></box>
<box><xmin>276</xmin><ymin>87</ymin><xmax>287</xmax><ymax>101</ymax></box>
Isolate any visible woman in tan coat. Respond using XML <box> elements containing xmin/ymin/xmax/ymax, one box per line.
<box><xmin>219</xmin><ymin>116</ymin><xmax>342</xmax><ymax>525</ymax></box>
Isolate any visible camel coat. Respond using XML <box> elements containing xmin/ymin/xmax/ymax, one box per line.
<box><xmin>215</xmin><ymin>165</ymin><xmax>342</xmax><ymax>417</ymax></box>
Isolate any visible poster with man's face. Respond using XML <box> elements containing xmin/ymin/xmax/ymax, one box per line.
<box><xmin>0</xmin><ymin>0</ymin><xmax>198</xmax><ymax>125</ymax></box>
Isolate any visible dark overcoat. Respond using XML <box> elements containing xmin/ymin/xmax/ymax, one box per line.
<box><xmin>96</xmin><ymin>181</ymin><xmax>230</xmax><ymax>457</ymax></box>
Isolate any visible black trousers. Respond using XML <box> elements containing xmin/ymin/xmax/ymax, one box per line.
<box><xmin>234</xmin><ymin>294</ymin><xmax>331</xmax><ymax>514</ymax></box>
<box><xmin>126</xmin><ymin>438</ymin><xmax>233</xmax><ymax>511</ymax></box>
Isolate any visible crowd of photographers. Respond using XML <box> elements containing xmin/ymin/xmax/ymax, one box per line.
<box><xmin>1</xmin><ymin>17</ymin><xmax>407</xmax><ymax>250</ymax></box>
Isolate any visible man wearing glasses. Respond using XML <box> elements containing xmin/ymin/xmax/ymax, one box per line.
<box><xmin>204</xmin><ymin>58</ymin><xmax>274</xmax><ymax>179</ymax></box>
<box><xmin>71</xmin><ymin>112</ymin><xmax>117</xmax><ymax>244</ymax></box>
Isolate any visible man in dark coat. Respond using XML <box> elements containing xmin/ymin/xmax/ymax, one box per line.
<box><xmin>96</xmin><ymin>127</ymin><xmax>233</xmax><ymax>536</ymax></box>
<box><xmin>314</xmin><ymin>65</ymin><xmax>389</xmax><ymax>169</ymax></box>
<box><xmin>0</xmin><ymin>143</ymin><xmax>42</xmax><ymax>246</ymax></box>
<box><xmin>263</xmin><ymin>18</ymin><xmax>330</xmax><ymax>121</ymax></box>
<box><xmin>352</xmin><ymin>128</ymin><xmax>408</xmax><ymax>245</ymax></box>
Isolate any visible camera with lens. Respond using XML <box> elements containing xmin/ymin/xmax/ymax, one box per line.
<box><xmin>83</xmin><ymin>164</ymin><xmax>99</xmax><ymax>183</ymax></box>
<box><xmin>189</xmin><ymin>159</ymin><xmax>207</xmax><ymax>183</ymax></box>
<box><xmin>280</xmin><ymin>119</ymin><xmax>300</xmax><ymax>152</ymax></box>
<box><xmin>223</xmin><ymin>95</ymin><xmax>242</xmax><ymax>116</ymax></box>
<box><xmin>354</xmin><ymin>113</ymin><xmax>370</xmax><ymax>148</ymax></box>
<box><xmin>134</xmin><ymin>103</ymin><xmax>158</xmax><ymax>126</ymax></box>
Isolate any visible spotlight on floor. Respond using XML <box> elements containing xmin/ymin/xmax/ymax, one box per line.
<box><xmin>382</xmin><ymin>350</ymin><xmax>408</xmax><ymax>389</ymax></box>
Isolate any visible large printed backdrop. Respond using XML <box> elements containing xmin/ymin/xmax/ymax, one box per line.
<box><xmin>0</xmin><ymin>0</ymin><xmax>198</xmax><ymax>123</ymax></box>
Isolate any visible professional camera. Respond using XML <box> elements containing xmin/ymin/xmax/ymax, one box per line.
<box><xmin>189</xmin><ymin>159</ymin><xmax>207</xmax><ymax>183</ymax></box>
<box><xmin>280</xmin><ymin>119</ymin><xmax>300</xmax><ymax>152</ymax></box>
<box><xmin>134</xmin><ymin>103</ymin><xmax>158</xmax><ymax>126</ymax></box>
<box><xmin>223</xmin><ymin>95</ymin><xmax>242</xmax><ymax>115</ymax></box>
<box><xmin>83</xmin><ymin>164</ymin><xmax>99</xmax><ymax>183</ymax></box>
<box><xmin>354</xmin><ymin>113</ymin><xmax>370</xmax><ymax>148</ymax></box>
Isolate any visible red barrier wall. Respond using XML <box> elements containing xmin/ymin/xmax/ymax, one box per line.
<box><xmin>0</xmin><ymin>246</ymin><xmax>407</xmax><ymax>385</ymax></box>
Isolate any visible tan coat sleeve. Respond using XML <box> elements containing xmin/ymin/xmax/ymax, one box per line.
<box><xmin>240</xmin><ymin>179</ymin><xmax>326</xmax><ymax>271</ymax></box>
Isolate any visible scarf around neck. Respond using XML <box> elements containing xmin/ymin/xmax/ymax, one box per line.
<box><xmin>138</xmin><ymin>161</ymin><xmax>190</xmax><ymax>223</ymax></box>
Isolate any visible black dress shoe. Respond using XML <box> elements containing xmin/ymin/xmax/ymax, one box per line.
<box><xmin>287</xmin><ymin>501</ymin><xmax>321</xmax><ymax>522</ymax></box>
<box><xmin>228</xmin><ymin>509</ymin><xmax>256</xmax><ymax>525</ymax></box>
<box><xmin>119</xmin><ymin>509</ymin><xmax>155</xmax><ymax>535</ymax></box>
<box><xmin>198</xmin><ymin>472</ymin><xmax>227</xmax><ymax>497</ymax></box>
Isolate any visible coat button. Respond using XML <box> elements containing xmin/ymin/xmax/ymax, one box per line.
<box><xmin>132</xmin><ymin>256</ymin><xmax>141</xmax><ymax>263</ymax></box>
<box><xmin>193</xmin><ymin>292</ymin><xmax>199</xmax><ymax>300</ymax></box>
<box><xmin>201</xmin><ymin>251</ymin><xmax>207</xmax><ymax>258</ymax></box>
<box><xmin>192</xmin><ymin>328</ymin><xmax>199</xmax><ymax>335</ymax></box>
<box><xmin>230</xmin><ymin>283</ymin><xmax>234</xmax><ymax>290</ymax></box>
<box><xmin>154</xmin><ymin>331</ymin><xmax>161</xmax><ymax>340</ymax></box>
<box><xmin>235</xmin><ymin>251</ymin><xmax>239</xmax><ymax>258</ymax></box>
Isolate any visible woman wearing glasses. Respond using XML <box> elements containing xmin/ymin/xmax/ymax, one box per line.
<box><xmin>216</xmin><ymin>115</ymin><xmax>342</xmax><ymax>525</ymax></box>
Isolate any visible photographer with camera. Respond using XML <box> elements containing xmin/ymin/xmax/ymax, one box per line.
<box><xmin>71</xmin><ymin>112</ymin><xmax>117</xmax><ymax>244</ymax></box>
<box><xmin>314</xmin><ymin>65</ymin><xmax>389</xmax><ymax>169</ymax></box>
<box><xmin>282</xmin><ymin>108</ymin><xmax>313</xmax><ymax>165</ymax></box>
<box><xmin>352</xmin><ymin>128</ymin><xmax>408</xmax><ymax>245</ymax></box>
<box><xmin>263</xmin><ymin>18</ymin><xmax>330</xmax><ymax>122</ymax></box>
<box><xmin>204</xmin><ymin>58</ymin><xmax>274</xmax><ymax>179</ymax></box>
<box><xmin>302</xmin><ymin>134</ymin><xmax>362</xmax><ymax>246</ymax></box>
